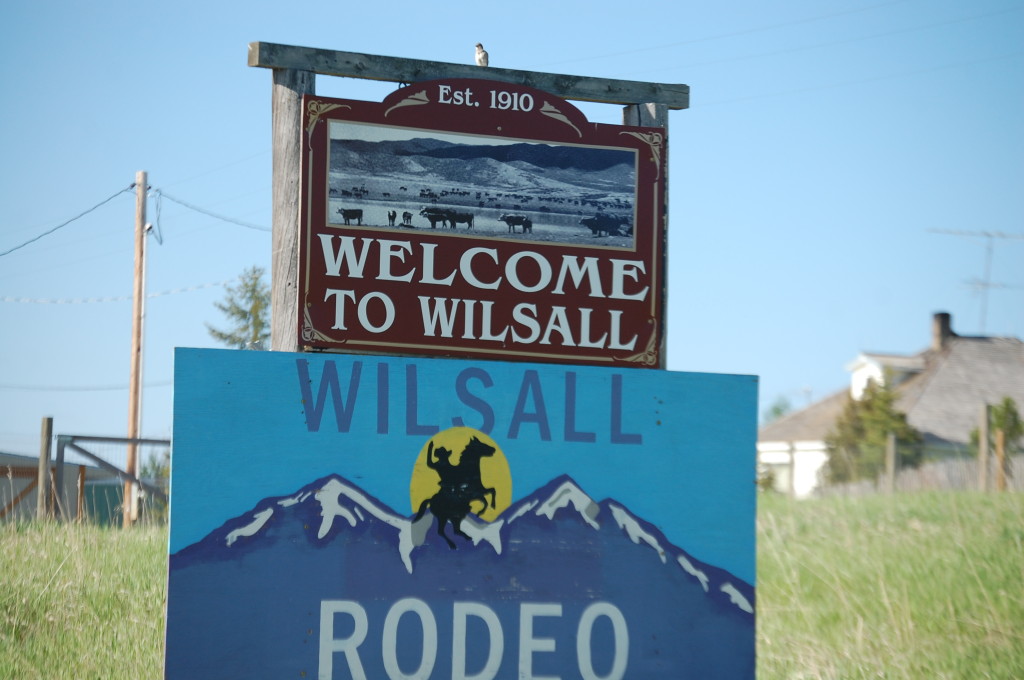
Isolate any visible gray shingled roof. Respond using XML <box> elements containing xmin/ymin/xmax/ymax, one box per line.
<box><xmin>897</xmin><ymin>337</ymin><xmax>1024</xmax><ymax>446</ymax></box>
<box><xmin>759</xmin><ymin>389</ymin><xmax>848</xmax><ymax>443</ymax></box>
<box><xmin>1</xmin><ymin>451</ymin><xmax>115</xmax><ymax>480</ymax></box>
<box><xmin>760</xmin><ymin>335</ymin><xmax>1024</xmax><ymax>447</ymax></box>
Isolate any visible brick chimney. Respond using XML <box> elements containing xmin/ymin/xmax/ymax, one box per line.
<box><xmin>932</xmin><ymin>312</ymin><xmax>955</xmax><ymax>351</ymax></box>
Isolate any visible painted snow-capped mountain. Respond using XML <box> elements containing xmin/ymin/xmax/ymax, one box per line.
<box><xmin>167</xmin><ymin>475</ymin><xmax>754</xmax><ymax>679</ymax></box>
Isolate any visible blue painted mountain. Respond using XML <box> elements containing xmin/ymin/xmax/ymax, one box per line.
<box><xmin>166</xmin><ymin>475</ymin><xmax>754</xmax><ymax>679</ymax></box>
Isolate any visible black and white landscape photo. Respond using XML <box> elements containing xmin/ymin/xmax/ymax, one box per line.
<box><xmin>327</xmin><ymin>121</ymin><xmax>638</xmax><ymax>249</ymax></box>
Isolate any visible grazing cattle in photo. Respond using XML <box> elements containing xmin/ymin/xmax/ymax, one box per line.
<box><xmin>420</xmin><ymin>207</ymin><xmax>450</xmax><ymax>229</ymax></box>
<box><xmin>387</xmin><ymin>210</ymin><xmax>397</xmax><ymax>226</ymax></box>
<box><xmin>499</xmin><ymin>214</ymin><xmax>532</xmax><ymax>233</ymax></box>
<box><xmin>580</xmin><ymin>213</ymin><xmax>629</xmax><ymax>237</ymax></box>
<box><xmin>402</xmin><ymin>211</ymin><xmax>413</xmax><ymax>226</ymax></box>
<box><xmin>448</xmin><ymin>212</ymin><xmax>474</xmax><ymax>229</ymax></box>
<box><xmin>336</xmin><ymin>208</ymin><xmax>363</xmax><ymax>225</ymax></box>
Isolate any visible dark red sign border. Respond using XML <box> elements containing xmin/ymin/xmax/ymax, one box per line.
<box><xmin>298</xmin><ymin>79</ymin><xmax>666</xmax><ymax>368</ymax></box>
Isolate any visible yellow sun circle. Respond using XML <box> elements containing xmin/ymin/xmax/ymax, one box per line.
<box><xmin>410</xmin><ymin>427</ymin><xmax>512</xmax><ymax>523</ymax></box>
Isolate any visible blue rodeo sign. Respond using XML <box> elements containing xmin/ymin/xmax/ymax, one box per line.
<box><xmin>165</xmin><ymin>348</ymin><xmax>756</xmax><ymax>679</ymax></box>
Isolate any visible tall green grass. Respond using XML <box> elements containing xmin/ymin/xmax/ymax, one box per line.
<box><xmin>0</xmin><ymin>522</ymin><xmax>166</xmax><ymax>680</ymax></box>
<box><xmin>2</xmin><ymin>493</ymin><xmax>1021</xmax><ymax>678</ymax></box>
<box><xmin>758</xmin><ymin>492</ymin><xmax>1024</xmax><ymax>679</ymax></box>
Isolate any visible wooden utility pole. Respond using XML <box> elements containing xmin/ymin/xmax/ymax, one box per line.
<box><xmin>248</xmin><ymin>42</ymin><xmax>687</xmax><ymax>355</ymax></box>
<box><xmin>125</xmin><ymin>170</ymin><xmax>147</xmax><ymax>527</ymax></box>
<box><xmin>36</xmin><ymin>416</ymin><xmax>53</xmax><ymax>520</ymax></box>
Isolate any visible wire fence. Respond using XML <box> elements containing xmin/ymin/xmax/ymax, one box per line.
<box><xmin>3</xmin><ymin>435</ymin><xmax>173</xmax><ymax>525</ymax></box>
<box><xmin>816</xmin><ymin>454</ymin><xmax>1023</xmax><ymax>497</ymax></box>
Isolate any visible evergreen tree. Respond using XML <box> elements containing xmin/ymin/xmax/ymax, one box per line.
<box><xmin>206</xmin><ymin>266</ymin><xmax>271</xmax><ymax>350</ymax></box>
<box><xmin>762</xmin><ymin>395</ymin><xmax>793</xmax><ymax>425</ymax></box>
<box><xmin>139</xmin><ymin>449</ymin><xmax>170</xmax><ymax>522</ymax></box>
<box><xmin>140</xmin><ymin>448</ymin><xmax>170</xmax><ymax>482</ymax></box>
<box><xmin>824</xmin><ymin>379</ymin><xmax>922</xmax><ymax>484</ymax></box>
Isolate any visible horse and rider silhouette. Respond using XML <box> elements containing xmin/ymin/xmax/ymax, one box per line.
<box><xmin>413</xmin><ymin>436</ymin><xmax>497</xmax><ymax>549</ymax></box>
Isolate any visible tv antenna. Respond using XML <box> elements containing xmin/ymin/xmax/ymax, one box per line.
<box><xmin>928</xmin><ymin>229</ymin><xmax>1024</xmax><ymax>333</ymax></box>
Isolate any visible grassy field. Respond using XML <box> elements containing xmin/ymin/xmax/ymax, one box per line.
<box><xmin>1</xmin><ymin>522</ymin><xmax>166</xmax><ymax>680</ymax></box>
<box><xmin>758</xmin><ymin>492</ymin><xmax>1024</xmax><ymax>679</ymax></box>
<box><xmin>2</xmin><ymin>492</ymin><xmax>1021</xmax><ymax>679</ymax></box>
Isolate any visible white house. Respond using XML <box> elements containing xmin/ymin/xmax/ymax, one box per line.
<box><xmin>758</xmin><ymin>312</ymin><xmax>1024</xmax><ymax>498</ymax></box>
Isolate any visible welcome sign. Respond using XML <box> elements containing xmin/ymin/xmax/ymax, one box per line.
<box><xmin>165</xmin><ymin>348</ymin><xmax>756</xmax><ymax>679</ymax></box>
<box><xmin>297</xmin><ymin>80</ymin><xmax>667</xmax><ymax>368</ymax></box>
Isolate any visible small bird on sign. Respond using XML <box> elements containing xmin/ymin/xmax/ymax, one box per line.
<box><xmin>475</xmin><ymin>43</ymin><xmax>489</xmax><ymax>67</ymax></box>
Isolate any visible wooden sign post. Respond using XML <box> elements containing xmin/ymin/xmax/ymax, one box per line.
<box><xmin>247</xmin><ymin>43</ymin><xmax>688</xmax><ymax>360</ymax></box>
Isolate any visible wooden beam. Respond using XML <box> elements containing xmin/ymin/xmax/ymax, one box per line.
<box><xmin>77</xmin><ymin>466</ymin><xmax>86</xmax><ymax>521</ymax></box>
<box><xmin>270</xmin><ymin>68</ymin><xmax>315</xmax><ymax>352</ymax></box>
<box><xmin>248</xmin><ymin>42</ymin><xmax>689</xmax><ymax>110</ymax></box>
<box><xmin>1</xmin><ymin>477</ymin><xmax>37</xmax><ymax>520</ymax></box>
<box><xmin>5</xmin><ymin>465</ymin><xmax>41</xmax><ymax>479</ymax></box>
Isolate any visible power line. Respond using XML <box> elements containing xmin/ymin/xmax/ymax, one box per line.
<box><xmin>0</xmin><ymin>280</ymin><xmax>230</xmax><ymax>305</ymax></box>
<box><xmin>613</xmin><ymin>4</ymin><xmax>1024</xmax><ymax>80</ymax></box>
<box><xmin>0</xmin><ymin>380</ymin><xmax>172</xmax><ymax>392</ymax></box>
<box><xmin>526</xmin><ymin>0</ymin><xmax>915</xmax><ymax>70</ymax></box>
<box><xmin>0</xmin><ymin>185</ymin><xmax>136</xmax><ymax>258</ymax></box>
<box><xmin>694</xmin><ymin>50</ymin><xmax>1023</xmax><ymax>109</ymax></box>
<box><xmin>155</xmin><ymin>189</ymin><xmax>270</xmax><ymax>232</ymax></box>
<box><xmin>159</xmin><ymin>150</ymin><xmax>271</xmax><ymax>189</ymax></box>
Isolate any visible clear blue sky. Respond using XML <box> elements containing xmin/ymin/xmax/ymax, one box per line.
<box><xmin>1</xmin><ymin>0</ymin><xmax>1022</xmax><ymax>459</ymax></box>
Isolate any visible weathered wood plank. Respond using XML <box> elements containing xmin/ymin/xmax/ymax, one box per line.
<box><xmin>248</xmin><ymin>42</ymin><xmax>689</xmax><ymax>110</ymax></box>
<box><xmin>270</xmin><ymin>68</ymin><xmax>315</xmax><ymax>352</ymax></box>
<box><xmin>36</xmin><ymin>416</ymin><xmax>52</xmax><ymax>519</ymax></box>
